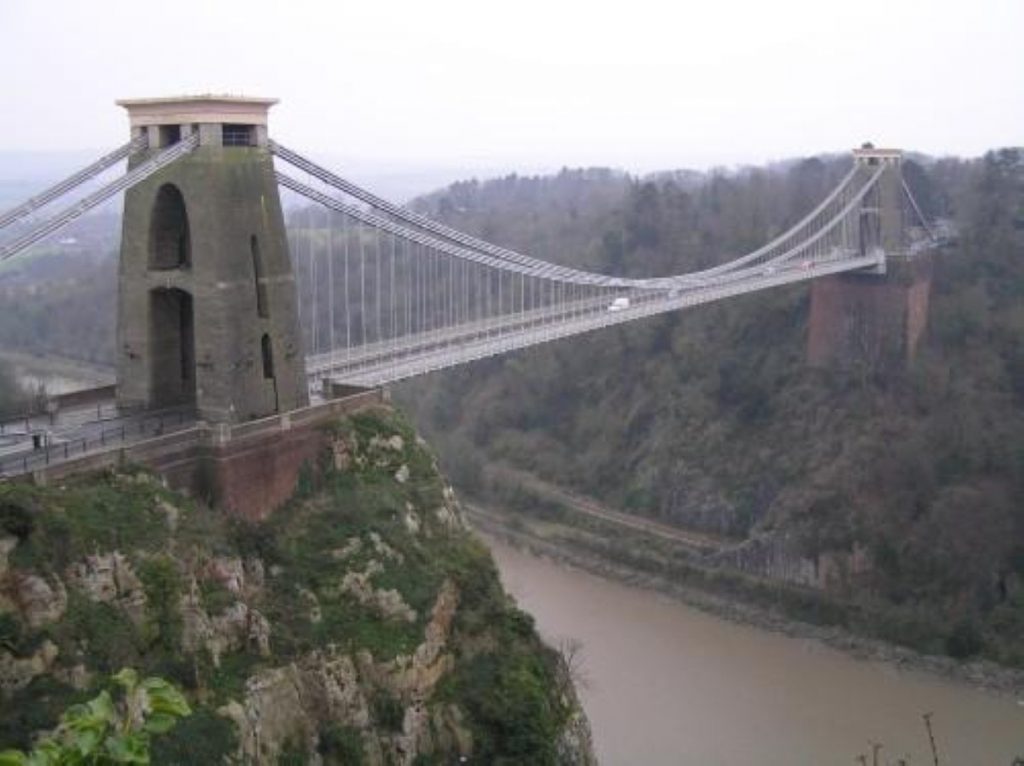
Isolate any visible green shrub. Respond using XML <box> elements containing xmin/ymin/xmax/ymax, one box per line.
<box><xmin>451</xmin><ymin>653</ymin><xmax>562</xmax><ymax>765</ymax></box>
<box><xmin>0</xmin><ymin>676</ymin><xmax>79</xmax><ymax>751</ymax></box>
<box><xmin>317</xmin><ymin>724</ymin><xmax>364</xmax><ymax>766</ymax></box>
<box><xmin>946</xmin><ymin>618</ymin><xmax>985</xmax><ymax>659</ymax></box>
<box><xmin>228</xmin><ymin>518</ymin><xmax>281</xmax><ymax>564</ymax></box>
<box><xmin>0</xmin><ymin>669</ymin><xmax>191</xmax><ymax>766</ymax></box>
<box><xmin>0</xmin><ymin>613</ymin><xmax>21</xmax><ymax>651</ymax></box>
<box><xmin>369</xmin><ymin>692</ymin><xmax>405</xmax><ymax>732</ymax></box>
<box><xmin>204</xmin><ymin>650</ymin><xmax>260</xmax><ymax>705</ymax></box>
<box><xmin>199</xmin><ymin>579</ymin><xmax>235</xmax><ymax>616</ymax></box>
<box><xmin>278</xmin><ymin>737</ymin><xmax>309</xmax><ymax>765</ymax></box>
<box><xmin>57</xmin><ymin>594</ymin><xmax>143</xmax><ymax>674</ymax></box>
<box><xmin>151</xmin><ymin>708</ymin><xmax>236</xmax><ymax>766</ymax></box>
<box><xmin>0</xmin><ymin>499</ymin><xmax>34</xmax><ymax>540</ymax></box>
<box><xmin>138</xmin><ymin>556</ymin><xmax>183</xmax><ymax>652</ymax></box>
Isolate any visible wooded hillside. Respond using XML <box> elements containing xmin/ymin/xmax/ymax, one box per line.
<box><xmin>397</xmin><ymin>150</ymin><xmax>1024</xmax><ymax>664</ymax></box>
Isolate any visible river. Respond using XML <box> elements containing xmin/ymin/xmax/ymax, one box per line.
<box><xmin>485</xmin><ymin>537</ymin><xmax>1024</xmax><ymax>766</ymax></box>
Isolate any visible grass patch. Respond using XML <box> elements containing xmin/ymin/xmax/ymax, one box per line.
<box><xmin>315</xmin><ymin>598</ymin><xmax>421</xmax><ymax>660</ymax></box>
<box><xmin>2</xmin><ymin>472</ymin><xmax>171</xmax><ymax>571</ymax></box>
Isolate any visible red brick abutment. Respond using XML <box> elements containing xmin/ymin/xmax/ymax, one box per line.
<box><xmin>807</xmin><ymin>254</ymin><xmax>933</xmax><ymax>369</ymax></box>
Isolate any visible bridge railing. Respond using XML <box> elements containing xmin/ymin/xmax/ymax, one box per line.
<box><xmin>0</xmin><ymin>408</ymin><xmax>193</xmax><ymax>478</ymax></box>
<box><xmin>225</xmin><ymin>388</ymin><xmax>385</xmax><ymax>440</ymax></box>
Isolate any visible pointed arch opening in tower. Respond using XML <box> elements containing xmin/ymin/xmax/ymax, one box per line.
<box><xmin>150</xmin><ymin>183</ymin><xmax>192</xmax><ymax>270</ymax></box>
<box><xmin>149</xmin><ymin>287</ymin><xmax>196</xmax><ymax>408</ymax></box>
<box><xmin>261</xmin><ymin>332</ymin><xmax>279</xmax><ymax>413</ymax></box>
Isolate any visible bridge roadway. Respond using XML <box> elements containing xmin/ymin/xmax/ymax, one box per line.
<box><xmin>309</xmin><ymin>250</ymin><xmax>883</xmax><ymax>387</ymax></box>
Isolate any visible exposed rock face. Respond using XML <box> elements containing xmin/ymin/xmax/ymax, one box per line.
<box><xmin>402</xmin><ymin>505</ymin><xmax>422</xmax><ymax>536</ymax></box>
<box><xmin>369</xmin><ymin>434</ymin><xmax>405</xmax><ymax>455</ymax></box>
<box><xmin>435</xmin><ymin>485</ymin><xmax>466</xmax><ymax>532</ymax></box>
<box><xmin>553</xmin><ymin>660</ymin><xmax>598</xmax><ymax>766</ymax></box>
<box><xmin>368</xmin><ymin>532</ymin><xmax>403</xmax><ymax>564</ymax></box>
<box><xmin>53</xmin><ymin>663</ymin><xmax>92</xmax><ymax>692</ymax></box>
<box><xmin>707</xmin><ymin>531</ymin><xmax>872</xmax><ymax>591</ymax></box>
<box><xmin>298</xmin><ymin>587</ymin><xmax>322</xmax><ymax>624</ymax></box>
<box><xmin>0</xmin><ymin>641</ymin><xmax>58</xmax><ymax>696</ymax></box>
<box><xmin>707</xmin><ymin>532</ymin><xmax>819</xmax><ymax>588</ymax></box>
<box><xmin>340</xmin><ymin>563</ymin><xmax>418</xmax><ymax>624</ymax></box>
<box><xmin>220</xmin><ymin>649</ymin><xmax>377</xmax><ymax>765</ymax></box>
<box><xmin>332</xmin><ymin>537</ymin><xmax>363</xmax><ymax>561</ymax></box>
<box><xmin>67</xmin><ymin>552</ymin><xmax>147</xmax><ymax>624</ymax></box>
<box><xmin>331</xmin><ymin>437</ymin><xmax>352</xmax><ymax>471</ymax></box>
<box><xmin>3</xmin><ymin>572</ymin><xmax>67</xmax><ymax>629</ymax></box>
<box><xmin>204</xmin><ymin>556</ymin><xmax>247</xmax><ymax>595</ymax></box>
<box><xmin>156</xmin><ymin>500</ymin><xmax>180</xmax><ymax>533</ymax></box>
<box><xmin>224</xmin><ymin>580</ymin><xmax>464</xmax><ymax>766</ymax></box>
<box><xmin>359</xmin><ymin>579</ymin><xmax>458</xmax><ymax>699</ymax></box>
<box><xmin>557</xmin><ymin>707</ymin><xmax>598</xmax><ymax>766</ymax></box>
<box><xmin>180</xmin><ymin>579</ymin><xmax>272</xmax><ymax>666</ymax></box>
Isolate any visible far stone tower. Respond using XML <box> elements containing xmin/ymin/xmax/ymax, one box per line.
<box><xmin>116</xmin><ymin>95</ymin><xmax>308</xmax><ymax>423</ymax></box>
<box><xmin>807</xmin><ymin>146</ymin><xmax>932</xmax><ymax>368</ymax></box>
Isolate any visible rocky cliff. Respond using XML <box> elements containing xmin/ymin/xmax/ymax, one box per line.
<box><xmin>0</xmin><ymin>405</ymin><xmax>595</xmax><ymax>765</ymax></box>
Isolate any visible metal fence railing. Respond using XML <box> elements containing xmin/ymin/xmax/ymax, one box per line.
<box><xmin>0</xmin><ymin>389</ymin><xmax>383</xmax><ymax>480</ymax></box>
<box><xmin>0</xmin><ymin>409</ymin><xmax>194</xmax><ymax>478</ymax></box>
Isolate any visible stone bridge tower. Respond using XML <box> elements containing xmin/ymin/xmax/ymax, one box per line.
<box><xmin>807</xmin><ymin>146</ymin><xmax>933</xmax><ymax>370</ymax></box>
<box><xmin>116</xmin><ymin>96</ymin><xmax>308</xmax><ymax>422</ymax></box>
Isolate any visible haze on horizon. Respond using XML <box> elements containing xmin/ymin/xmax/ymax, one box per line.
<box><xmin>1</xmin><ymin>0</ymin><xmax>1021</xmax><ymax>177</ymax></box>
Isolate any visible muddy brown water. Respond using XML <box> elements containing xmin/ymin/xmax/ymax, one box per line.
<box><xmin>485</xmin><ymin>537</ymin><xmax>1024</xmax><ymax>766</ymax></box>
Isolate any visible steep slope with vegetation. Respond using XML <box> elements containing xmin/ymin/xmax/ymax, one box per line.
<box><xmin>397</xmin><ymin>150</ymin><xmax>1024</xmax><ymax>667</ymax></box>
<box><xmin>0</xmin><ymin>406</ymin><xmax>594</xmax><ymax>764</ymax></box>
<box><xmin>0</xmin><ymin>210</ymin><xmax>120</xmax><ymax>368</ymax></box>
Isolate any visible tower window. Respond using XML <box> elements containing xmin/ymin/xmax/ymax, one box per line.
<box><xmin>261</xmin><ymin>334</ymin><xmax>275</xmax><ymax>380</ymax></box>
<box><xmin>223</xmin><ymin>124</ymin><xmax>255</xmax><ymax>147</ymax></box>
<box><xmin>158</xmin><ymin>125</ymin><xmax>181</xmax><ymax>147</ymax></box>
<box><xmin>251</xmin><ymin>235</ymin><xmax>269</xmax><ymax>318</ymax></box>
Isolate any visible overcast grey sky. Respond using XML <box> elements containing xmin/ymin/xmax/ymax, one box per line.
<box><xmin>2</xmin><ymin>0</ymin><xmax>1021</xmax><ymax>173</ymax></box>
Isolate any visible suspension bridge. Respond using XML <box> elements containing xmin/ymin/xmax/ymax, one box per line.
<box><xmin>0</xmin><ymin>95</ymin><xmax>939</xmax><ymax>495</ymax></box>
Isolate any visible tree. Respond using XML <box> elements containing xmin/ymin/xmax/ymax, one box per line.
<box><xmin>0</xmin><ymin>669</ymin><xmax>191</xmax><ymax>765</ymax></box>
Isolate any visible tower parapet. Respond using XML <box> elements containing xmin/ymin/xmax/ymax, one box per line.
<box><xmin>116</xmin><ymin>94</ymin><xmax>276</xmax><ymax>149</ymax></box>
